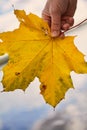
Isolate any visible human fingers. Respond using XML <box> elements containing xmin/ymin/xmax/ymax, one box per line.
<box><xmin>65</xmin><ymin>0</ymin><xmax>77</xmax><ymax>17</ymax></box>
<box><xmin>51</xmin><ymin>13</ymin><xmax>61</xmax><ymax>37</ymax></box>
<box><xmin>42</xmin><ymin>13</ymin><xmax>51</xmax><ymax>27</ymax></box>
<box><xmin>61</xmin><ymin>16</ymin><xmax>74</xmax><ymax>31</ymax></box>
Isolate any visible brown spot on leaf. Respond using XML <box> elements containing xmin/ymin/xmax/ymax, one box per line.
<box><xmin>40</xmin><ymin>85</ymin><xmax>47</xmax><ymax>94</ymax></box>
<box><xmin>43</xmin><ymin>85</ymin><xmax>46</xmax><ymax>90</ymax></box>
<box><xmin>15</xmin><ymin>72</ymin><xmax>20</xmax><ymax>76</ymax></box>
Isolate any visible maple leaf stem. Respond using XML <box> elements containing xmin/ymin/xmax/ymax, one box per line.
<box><xmin>65</xmin><ymin>18</ymin><xmax>87</xmax><ymax>32</ymax></box>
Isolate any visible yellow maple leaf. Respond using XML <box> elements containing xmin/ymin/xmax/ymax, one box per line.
<box><xmin>0</xmin><ymin>10</ymin><xmax>87</xmax><ymax>107</ymax></box>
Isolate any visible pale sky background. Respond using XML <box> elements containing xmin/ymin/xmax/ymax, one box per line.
<box><xmin>0</xmin><ymin>0</ymin><xmax>87</xmax><ymax>130</ymax></box>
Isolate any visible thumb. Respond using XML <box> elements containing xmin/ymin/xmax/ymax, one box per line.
<box><xmin>51</xmin><ymin>13</ymin><xmax>61</xmax><ymax>37</ymax></box>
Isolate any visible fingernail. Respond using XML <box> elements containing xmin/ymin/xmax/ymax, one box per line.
<box><xmin>51</xmin><ymin>31</ymin><xmax>59</xmax><ymax>37</ymax></box>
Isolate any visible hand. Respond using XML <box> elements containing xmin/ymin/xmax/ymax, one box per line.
<box><xmin>42</xmin><ymin>0</ymin><xmax>77</xmax><ymax>37</ymax></box>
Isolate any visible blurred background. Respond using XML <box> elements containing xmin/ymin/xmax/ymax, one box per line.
<box><xmin>0</xmin><ymin>0</ymin><xmax>87</xmax><ymax>130</ymax></box>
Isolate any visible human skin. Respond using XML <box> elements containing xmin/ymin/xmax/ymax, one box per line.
<box><xmin>42</xmin><ymin>0</ymin><xmax>77</xmax><ymax>37</ymax></box>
